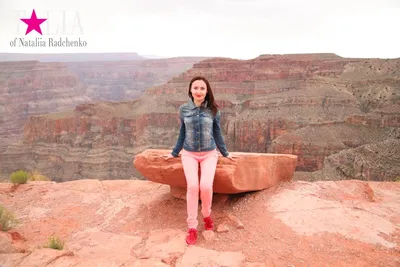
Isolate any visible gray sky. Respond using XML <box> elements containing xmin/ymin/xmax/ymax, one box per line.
<box><xmin>0</xmin><ymin>0</ymin><xmax>399</xmax><ymax>59</ymax></box>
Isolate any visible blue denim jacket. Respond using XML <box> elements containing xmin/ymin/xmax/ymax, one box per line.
<box><xmin>171</xmin><ymin>99</ymin><xmax>229</xmax><ymax>157</ymax></box>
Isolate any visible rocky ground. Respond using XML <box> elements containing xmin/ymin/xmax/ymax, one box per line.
<box><xmin>0</xmin><ymin>179</ymin><xmax>399</xmax><ymax>266</ymax></box>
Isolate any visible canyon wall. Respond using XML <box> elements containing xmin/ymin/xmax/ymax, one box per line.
<box><xmin>0</xmin><ymin>57</ymin><xmax>205</xmax><ymax>155</ymax></box>
<box><xmin>0</xmin><ymin>61</ymin><xmax>90</xmax><ymax>154</ymax></box>
<box><xmin>1</xmin><ymin>53</ymin><xmax>399</xmax><ymax>182</ymax></box>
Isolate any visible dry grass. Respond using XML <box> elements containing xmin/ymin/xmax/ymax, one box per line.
<box><xmin>0</xmin><ymin>205</ymin><xmax>18</xmax><ymax>231</ymax></box>
<box><xmin>29</xmin><ymin>170</ymin><xmax>50</xmax><ymax>181</ymax></box>
<box><xmin>44</xmin><ymin>236</ymin><xmax>65</xmax><ymax>250</ymax></box>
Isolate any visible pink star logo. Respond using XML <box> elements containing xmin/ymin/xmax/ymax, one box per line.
<box><xmin>20</xmin><ymin>9</ymin><xmax>47</xmax><ymax>35</ymax></box>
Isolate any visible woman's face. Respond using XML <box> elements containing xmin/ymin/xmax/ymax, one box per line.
<box><xmin>190</xmin><ymin>80</ymin><xmax>207</xmax><ymax>102</ymax></box>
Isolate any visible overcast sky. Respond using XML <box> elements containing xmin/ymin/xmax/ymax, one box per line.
<box><xmin>0</xmin><ymin>0</ymin><xmax>399</xmax><ymax>59</ymax></box>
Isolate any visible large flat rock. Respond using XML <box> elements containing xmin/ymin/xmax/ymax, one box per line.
<box><xmin>133</xmin><ymin>149</ymin><xmax>297</xmax><ymax>194</ymax></box>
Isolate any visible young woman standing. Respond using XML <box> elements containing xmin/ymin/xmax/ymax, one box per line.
<box><xmin>164</xmin><ymin>76</ymin><xmax>236</xmax><ymax>245</ymax></box>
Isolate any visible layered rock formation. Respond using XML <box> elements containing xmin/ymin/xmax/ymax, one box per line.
<box><xmin>0</xmin><ymin>57</ymin><xmax>206</xmax><ymax>174</ymax></box>
<box><xmin>1</xmin><ymin>53</ymin><xmax>399</xmax><ymax>182</ymax></box>
<box><xmin>0</xmin><ymin>61</ymin><xmax>90</xmax><ymax>153</ymax></box>
<box><xmin>65</xmin><ymin>57</ymin><xmax>207</xmax><ymax>101</ymax></box>
<box><xmin>298</xmin><ymin>138</ymin><xmax>400</xmax><ymax>182</ymax></box>
<box><xmin>0</xmin><ymin>179</ymin><xmax>399</xmax><ymax>266</ymax></box>
<box><xmin>1</xmin><ymin>101</ymin><xmax>151</xmax><ymax>181</ymax></box>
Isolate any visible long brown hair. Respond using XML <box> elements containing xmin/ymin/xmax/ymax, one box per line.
<box><xmin>188</xmin><ymin>76</ymin><xmax>219</xmax><ymax>116</ymax></box>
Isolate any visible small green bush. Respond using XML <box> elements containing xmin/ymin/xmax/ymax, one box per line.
<box><xmin>0</xmin><ymin>204</ymin><xmax>18</xmax><ymax>231</ymax></box>
<box><xmin>10</xmin><ymin>170</ymin><xmax>29</xmax><ymax>185</ymax></box>
<box><xmin>44</xmin><ymin>236</ymin><xmax>65</xmax><ymax>250</ymax></box>
<box><xmin>396</xmin><ymin>176</ymin><xmax>400</xmax><ymax>182</ymax></box>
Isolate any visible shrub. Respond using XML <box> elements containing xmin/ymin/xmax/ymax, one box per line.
<box><xmin>10</xmin><ymin>170</ymin><xmax>29</xmax><ymax>185</ymax></box>
<box><xmin>0</xmin><ymin>204</ymin><xmax>18</xmax><ymax>231</ymax></box>
<box><xmin>44</xmin><ymin>236</ymin><xmax>65</xmax><ymax>250</ymax></box>
<box><xmin>29</xmin><ymin>170</ymin><xmax>50</xmax><ymax>181</ymax></box>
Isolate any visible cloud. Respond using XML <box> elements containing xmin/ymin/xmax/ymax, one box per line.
<box><xmin>0</xmin><ymin>0</ymin><xmax>399</xmax><ymax>58</ymax></box>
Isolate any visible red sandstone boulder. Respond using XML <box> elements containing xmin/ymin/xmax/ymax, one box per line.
<box><xmin>133</xmin><ymin>149</ymin><xmax>297</xmax><ymax>194</ymax></box>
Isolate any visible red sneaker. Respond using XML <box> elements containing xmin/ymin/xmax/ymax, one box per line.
<box><xmin>203</xmin><ymin>216</ymin><xmax>214</xmax><ymax>230</ymax></box>
<box><xmin>186</xmin><ymin>228</ymin><xmax>197</xmax><ymax>245</ymax></box>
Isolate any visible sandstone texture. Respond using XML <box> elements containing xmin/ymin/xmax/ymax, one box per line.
<box><xmin>1</xmin><ymin>53</ymin><xmax>399</xmax><ymax>182</ymax></box>
<box><xmin>0</xmin><ymin>179</ymin><xmax>399</xmax><ymax>266</ymax></box>
<box><xmin>134</xmin><ymin>149</ymin><xmax>297</xmax><ymax>193</ymax></box>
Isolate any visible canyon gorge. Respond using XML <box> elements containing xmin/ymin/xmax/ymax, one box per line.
<box><xmin>0</xmin><ymin>53</ymin><xmax>399</xmax><ymax>182</ymax></box>
<box><xmin>0</xmin><ymin>56</ymin><xmax>205</xmax><ymax>155</ymax></box>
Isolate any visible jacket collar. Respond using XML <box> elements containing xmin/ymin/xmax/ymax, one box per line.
<box><xmin>188</xmin><ymin>98</ymin><xmax>208</xmax><ymax>109</ymax></box>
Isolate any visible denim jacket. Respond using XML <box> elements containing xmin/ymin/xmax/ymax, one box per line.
<box><xmin>171</xmin><ymin>99</ymin><xmax>229</xmax><ymax>157</ymax></box>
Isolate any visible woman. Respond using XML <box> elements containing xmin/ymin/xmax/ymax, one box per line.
<box><xmin>164</xmin><ymin>76</ymin><xmax>236</xmax><ymax>245</ymax></box>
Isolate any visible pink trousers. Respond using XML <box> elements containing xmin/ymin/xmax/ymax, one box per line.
<box><xmin>181</xmin><ymin>148</ymin><xmax>218</xmax><ymax>229</ymax></box>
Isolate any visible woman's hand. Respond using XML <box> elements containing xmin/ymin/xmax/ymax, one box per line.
<box><xmin>163</xmin><ymin>154</ymin><xmax>175</xmax><ymax>160</ymax></box>
<box><xmin>226</xmin><ymin>154</ymin><xmax>239</xmax><ymax>161</ymax></box>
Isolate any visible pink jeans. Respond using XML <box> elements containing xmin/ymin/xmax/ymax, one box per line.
<box><xmin>181</xmin><ymin>148</ymin><xmax>218</xmax><ymax>229</ymax></box>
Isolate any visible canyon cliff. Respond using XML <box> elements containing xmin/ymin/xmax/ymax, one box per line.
<box><xmin>0</xmin><ymin>57</ymin><xmax>206</xmax><ymax>156</ymax></box>
<box><xmin>0</xmin><ymin>61</ymin><xmax>90</xmax><ymax>154</ymax></box>
<box><xmin>0</xmin><ymin>53</ymin><xmax>399</xmax><ymax>182</ymax></box>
